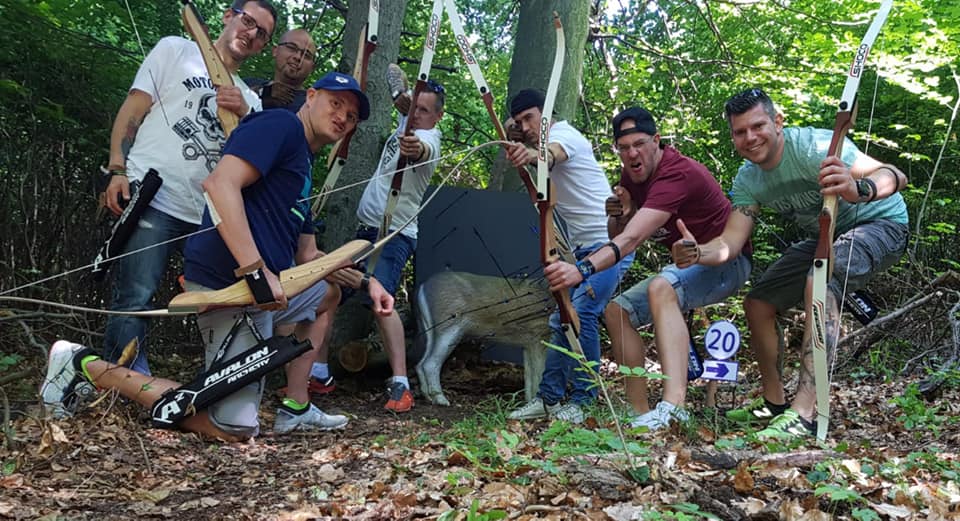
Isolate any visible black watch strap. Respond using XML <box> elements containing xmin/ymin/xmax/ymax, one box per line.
<box><xmin>243</xmin><ymin>268</ymin><xmax>276</xmax><ymax>305</ymax></box>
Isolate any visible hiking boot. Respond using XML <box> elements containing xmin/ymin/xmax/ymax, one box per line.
<box><xmin>40</xmin><ymin>340</ymin><xmax>96</xmax><ymax>419</ymax></box>
<box><xmin>549</xmin><ymin>402</ymin><xmax>584</xmax><ymax>424</ymax></box>
<box><xmin>384</xmin><ymin>381</ymin><xmax>414</xmax><ymax>413</ymax></box>
<box><xmin>508</xmin><ymin>397</ymin><xmax>551</xmax><ymax>420</ymax></box>
<box><xmin>308</xmin><ymin>375</ymin><xmax>336</xmax><ymax>395</ymax></box>
<box><xmin>726</xmin><ymin>397</ymin><xmax>789</xmax><ymax>424</ymax></box>
<box><xmin>629</xmin><ymin>401</ymin><xmax>690</xmax><ymax>431</ymax></box>
<box><xmin>755</xmin><ymin>409</ymin><xmax>816</xmax><ymax>440</ymax></box>
<box><xmin>274</xmin><ymin>403</ymin><xmax>348</xmax><ymax>434</ymax></box>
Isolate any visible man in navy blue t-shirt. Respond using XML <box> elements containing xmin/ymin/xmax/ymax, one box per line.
<box><xmin>39</xmin><ymin>72</ymin><xmax>393</xmax><ymax>441</ymax></box>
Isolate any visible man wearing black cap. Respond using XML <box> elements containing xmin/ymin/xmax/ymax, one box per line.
<box><xmin>504</xmin><ymin>89</ymin><xmax>635</xmax><ymax>424</ymax></box>
<box><xmin>543</xmin><ymin>106</ymin><xmax>752</xmax><ymax>432</ymax></box>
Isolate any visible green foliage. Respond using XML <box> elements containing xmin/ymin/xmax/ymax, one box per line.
<box><xmin>0</xmin><ymin>354</ymin><xmax>22</xmax><ymax>373</ymax></box>
<box><xmin>891</xmin><ymin>383</ymin><xmax>952</xmax><ymax>435</ymax></box>
<box><xmin>437</xmin><ymin>499</ymin><xmax>507</xmax><ymax>521</ymax></box>
<box><xmin>642</xmin><ymin>503</ymin><xmax>721</xmax><ymax>520</ymax></box>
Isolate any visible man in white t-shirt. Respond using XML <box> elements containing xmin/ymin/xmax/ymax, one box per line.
<box><xmin>100</xmin><ymin>0</ymin><xmax>277</xmax><ymax>375</ymax></box>
<box><xmin>503</xmin><ymin>89</ymin><xmax>634</xmax><ymax>424</ymax></box>
<box><xmin>326</xmin><ymin>75</ymin><xmax>444</xmax><ymax>413</ymax></box>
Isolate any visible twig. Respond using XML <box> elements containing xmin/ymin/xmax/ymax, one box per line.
<box><xmin>0</xmin><ymin>386</ymin><xmax>14</xmax><ymax>450</ymax></box>
<box><xmin>838</xmin><ymin>291</ymin><xmax>942</xmax><ymax>346</ymax></box>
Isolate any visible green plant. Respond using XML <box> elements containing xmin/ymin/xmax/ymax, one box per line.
<box><xmin>0</xmin><ymin>354</ymin><xmax>21</xmax><ymax>373</ymax></box>
<box><xmin>891</xmin><ymin>384</ymin><xmax>947</xmax><ymax>435</ymax></box>
<box><xmin>437</xmin><ymin>499</ymin><xmax>507</xmax><ymax>521</ymax></box>
<box><xmin>642</xmin><ymin>502</ymin><xmax>720</xmax><ymax>520</ymax></box>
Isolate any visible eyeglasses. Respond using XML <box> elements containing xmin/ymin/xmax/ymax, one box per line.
<box><xmin>277</xmin><ymin>42</ymin><xmax>316</xmax><ymax>63</ymax></box>
<box><xmin>614</xmin><ymin>137</ymin><xmax>653</xmax><ymax>155</ymax></box>
<box><xmin>231</xmin><ymin>8</ymin><xmax>270</xmax><ymax>42</ymax></box>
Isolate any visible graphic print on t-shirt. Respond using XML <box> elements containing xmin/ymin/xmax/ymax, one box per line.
<box><xmin>171</xmin><ymin>91</ymin><xmax>225</xmax><ymax>172</ymax></box>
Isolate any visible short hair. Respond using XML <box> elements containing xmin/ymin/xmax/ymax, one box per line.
<box><xmin>231</xmin><ymin>0</ymin><xmax>278</xmax><ymax>33</ymax></box>
<box><xmin>425</xmin><ymin>79</ymin><xmax>445</xmax><ymax>112</ymax></box>
<box><xmin>723</xmin><ymin>88</ymin><xmax>778</xmax><ymax>127</ymax></box>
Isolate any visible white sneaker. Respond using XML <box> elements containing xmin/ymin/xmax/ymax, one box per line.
<box><xmin>273</xmin><ymin>404</ymin><xmax>348</xmax><ymax>434</ymax></box>
<box><xmin>40</xmin><ymin>341</ymin><xmax>95</xmax><ymax>419</ymax></box>
<box><xmin>629</xmin><ymin>401</ymin><xmax>689</xmax><ymax>431</ymax></box>
<box><xmin>549</xmin><ymin>402</ymin><xmax>584</xmax><ymax>424</ymax></box>
<box><xmin>508</xmin><ymin>397</ymin><xmax>550</xmax><ymax>420</ymax></box>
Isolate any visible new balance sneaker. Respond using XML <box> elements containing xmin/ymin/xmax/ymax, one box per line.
<box><xmin>755</xmin><ymin>409</ymin><xmax>816</xmax><ymax>440</ymax></box>
<box><xmin>308</xmin><ymin>375</ymin><xmax>336</xmax><ymax>395</ymax></box>
<box><xmin>274</xmin><ymin>403</ymin><xmax>348</xmax><ymax>434</ymax></box>
<box><xmin>629</xmin><ymin>401</ymin><xmax>690</xmax><ymax>431</ymax></box>
<box><xmin>726</xmin><ymin>396</ymin><xmax>789</xmax><ymax>424</ymax></box>
<box><xmin>40</xmin><ymin>340</ymin><xmax>96</xmax><ymax>419</ymax></box>
<box><xmin>549</xmin><ymin>402</ymin><xmax>584</xmax><ymax>424</ymax></box>
<box><xmin>384</xmin><ymin>381</ymin><xmax>414</xmax><ymax>413</ymax></box>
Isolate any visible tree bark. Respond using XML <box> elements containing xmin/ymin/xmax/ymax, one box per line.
<box><xmin>493</xmin><ymin>1</ymin><xmax>590</xmax><ymax>193</ymax></box>
<box><xmin>319</xmin><ymin>0</ymin><xmax>409</xmax><ymax>350</ymax></box>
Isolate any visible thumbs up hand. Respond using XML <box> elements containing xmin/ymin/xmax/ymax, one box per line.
<box><xmin>671</xmin><ymin>219</ymin><xmax>701</xmax><ymax>268</ymax></box>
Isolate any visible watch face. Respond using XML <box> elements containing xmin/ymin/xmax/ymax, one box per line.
<box><xmin>856</xmin><ymin>179</ymin><xmax>869</xmax><ymax>198</ymax></box>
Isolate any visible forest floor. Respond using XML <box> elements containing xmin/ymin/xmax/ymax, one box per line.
<box><xmin>2</xmin><ymin>330</ymin><xmax>960</xmax><ymax>520</ymax></box>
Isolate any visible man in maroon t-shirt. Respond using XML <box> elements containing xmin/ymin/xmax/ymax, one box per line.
<box><xmin>544</xmin><ymin>107</ymin><xmax>752</xmax><ymax>431</ymax></box>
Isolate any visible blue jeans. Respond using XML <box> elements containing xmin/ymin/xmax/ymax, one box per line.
<box><xmin>354</xmin><ymin>225</ymin><xmax>416</xmax><ymax>297</ymax></box>
<box><xmin>538</xmin><ymin>243</ymin><xmax>636</xmax><ymax>405</ymax></box>
<box><xmin>102</xmin><ymin>206</ymin><xmax>197</xmax><ymax>375</ymax></box>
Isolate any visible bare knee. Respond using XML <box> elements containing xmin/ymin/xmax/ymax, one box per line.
<box><xmin>646</xmin><ymin>276</ymin><xmax>678</xmax><ymax>304</ymax></box>
<box><xmin>744</xmin><ymin>296</ymin><xmax>776</xmax><ymax>325</ymax></box>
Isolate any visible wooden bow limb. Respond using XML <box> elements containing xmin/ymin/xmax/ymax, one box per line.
<box><xmin>443</xmin><ymin>0</ymin><xmax>538</xmax><ymax>204</ymax></box>
<box><xmin>810</xmin><ymin>0</ymin><xmax>892</xmax><ymax>441</ymax></box>
<box><xmin>312</xmin><ymin>0</ymin><xmax>379</xmax><ymax>217</ymax></box>
<box><xmin>181</xmin><ymin>0</ymin><xmax>238</xmax><ymax>137</ymax></box>
<box><xmin>168</xmin><ymin>239</ymin><xmax>373</xmax><ymax>313</ymax></box>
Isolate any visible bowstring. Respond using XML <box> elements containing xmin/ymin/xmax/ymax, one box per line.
<box><xmin>829</xmin><ymin>38</ymin><xmax>885</xmax><ymax>382</ymax></box>
<box><xmin>0</xmin><ymin>142</ymin><xmax>502</xmax><ymax>301</ymax></box>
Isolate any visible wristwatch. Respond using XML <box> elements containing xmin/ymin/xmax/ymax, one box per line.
<box><xmin>856</xmin><ymin>178</ymin><xmax>877</xmax><ymax>202</ymax></box>
<box><xmin>575</xmin><ymin>259</ymin><xmax>596</xmax><ymax>281</ymax></box>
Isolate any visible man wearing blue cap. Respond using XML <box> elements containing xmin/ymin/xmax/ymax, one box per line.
<box><xmin>40</xmin><ymin>73</ymin><xmax>393</xmax><ymax>440</ymax></box>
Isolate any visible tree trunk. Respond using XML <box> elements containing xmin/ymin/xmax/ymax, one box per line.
<box><xmin>320</xmin><ymin>0</ymin><xmax>409</xmax><ymax>351</ymax></box>
<box><xmin>493</xmin><ymin>1</ymin><xmax>590</xmax><ymax>193</ymax></box>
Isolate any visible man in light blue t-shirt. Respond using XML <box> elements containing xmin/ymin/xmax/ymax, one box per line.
<box><xmin>670</xmin><ymin>88</ymin><xmax>909</xmax><ymax>439</ymax></box>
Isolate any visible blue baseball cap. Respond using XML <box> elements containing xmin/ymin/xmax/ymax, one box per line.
<box><xmin>312</xmin><ymin>71</ymin><xmax>370</xmax><ymax>121</ymax></box>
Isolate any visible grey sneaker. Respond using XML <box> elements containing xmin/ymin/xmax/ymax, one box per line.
<box><xmin>273</xmin><ymin>404</ymin><xmax>348</xmax><ymax>434</ymax></box>
<box><xmin>549</xmin><ymin>402</ymin><xmax>584</xmax><ymax>424</ymax></box>
<box><xmin>629</xmin><ymin>401</ymin><xmax>689</xmax><ymax>431</ymax></box>
<box><xmin>508</xmin><ymin>397</ymin><xmax>550</xmax><ymax>420</ymax></box>
<box><xmin>386</xmin><ymin>63</ymin><xmax>408</xmax><ymax>101</ymax></box>
<box><xmin>40</xmin><ymin>340</ymin><xmax>96</xmax><ymax>419</ymax></box>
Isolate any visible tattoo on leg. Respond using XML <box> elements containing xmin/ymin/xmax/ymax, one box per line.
<box><xmin>800</xmin><ymin>349</ymin><xmax>816</xmax><ymax>390</ymax></box>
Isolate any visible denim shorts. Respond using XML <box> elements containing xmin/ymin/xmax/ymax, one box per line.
<box><xmin>185</xmin><ymin>280</ymin><xmax>329</xmax><ymax>437</ymax></box>
<box><xmin>355</xmin><ymin>224</ymin><xmax>416</xmax><ymax>297</ymax></box>
<box><xmin>748</xmin><ymin>220</ymin><xmax>908</xmax><ymax>312</ymax></box>
<box><xmin>614</xmin><ymin>253</ymin><xmax>752</xmax><ymax>328</ymax></box>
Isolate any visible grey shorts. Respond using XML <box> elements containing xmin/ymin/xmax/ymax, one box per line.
<box><xmin>748</xmin><ymin>220</ymin><xmax>908</xmax><ymax>312</ymax></box>
<box><xmin>614</xmin><ymin>253</ymin><xmax>752</xmax><ymax>328</ymax></box>
<box><xmin>185</xmin><ymin>280</ymin><xmax>330</xmax><ymax>437</ymax></box>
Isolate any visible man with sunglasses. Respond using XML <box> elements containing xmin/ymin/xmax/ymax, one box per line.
<box><xmin>247</xmin><ymin>28</ymin><xmax>317</xmax><ymax>111</ymax></box>
<box><xmin>502</xmin><ymin>90</ymin><xmax>635</xmax><ymax>424</ymax></box>
<box><xmin>671</xmin><ymin>88</ymin><xmax>908</xmax><ymax>439</ymax></box>
<box><xmin>335</xmin><ymin>73</ymin><xmax>444</xmax><ymax>413</ymax></box>
<box><xmin>539</xmin><ymin>106</ymin><xmax>752</xmax><ymax>431</ymax></box>
<box><xmin>100</xmin><ymin>1</ymin><xmax>277</xmax><ymax>375</ymax></box>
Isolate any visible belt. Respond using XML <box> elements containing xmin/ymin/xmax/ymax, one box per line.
<box><xmin>357</xmin><ymin>223</ymin><xmax>379</xmax><ymax>233</ymax></box>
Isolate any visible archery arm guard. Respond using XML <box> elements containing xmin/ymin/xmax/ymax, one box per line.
<box><xmin>150</xmin><ymin>333</ymin><xmax>311</xmax><ymax>428</ymax></box>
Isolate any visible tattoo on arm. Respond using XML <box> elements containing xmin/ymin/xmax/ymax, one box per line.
<box><xmin>734</xmin><ymin>205</ymin><xmax>760</xmax><ymax>221</ymax></box>
<box><xmin>121</xmin><ymin>117</ymin><xmax>141</xmax><ymax>159</ymax></box>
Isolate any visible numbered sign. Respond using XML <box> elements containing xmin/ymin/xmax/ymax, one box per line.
<box><xmin>704</xmin><ymin>320</ymin><xmax>740</xmax><ymax>361</ymax></box>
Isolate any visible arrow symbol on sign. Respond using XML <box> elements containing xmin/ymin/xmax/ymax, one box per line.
<box><xmin>705</xmin><ymin>363</ymin><xmax>730</xmax><ymax>378</ymax></box>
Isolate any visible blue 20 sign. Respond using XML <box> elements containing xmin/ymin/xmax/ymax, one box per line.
<box><xmin>704</xmin><ymin>320</ymin><xmax>740</xmax><ymax>361</ymax></box>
